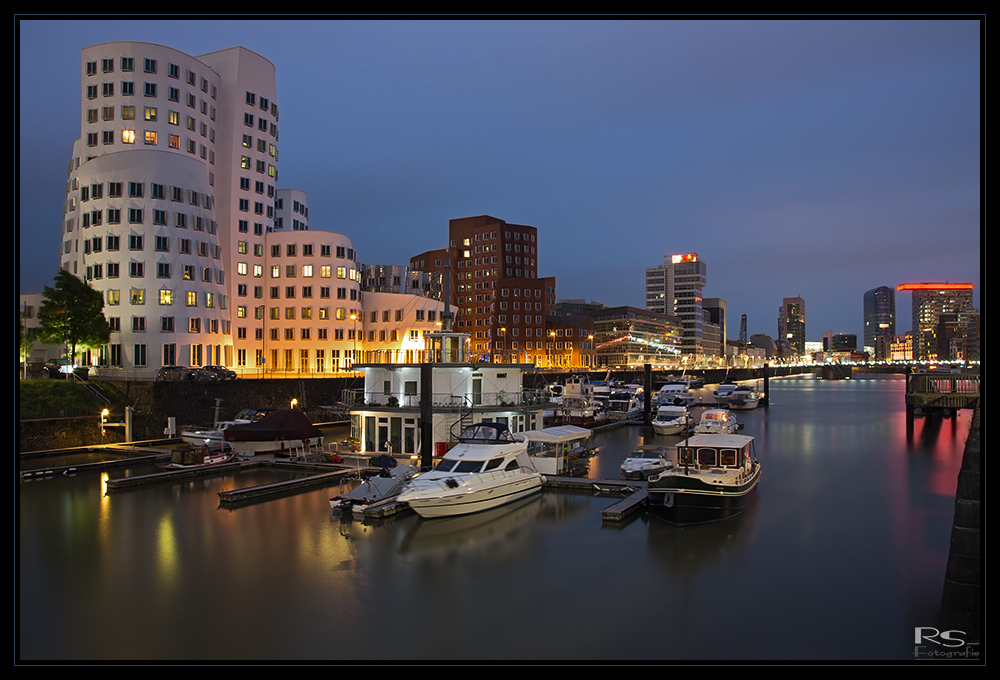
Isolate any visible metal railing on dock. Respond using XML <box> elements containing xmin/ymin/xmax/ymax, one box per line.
<box><xmin>906</xmin><ymin>371</ymin><xmax>980</xmax><ymax>411</ymax></box>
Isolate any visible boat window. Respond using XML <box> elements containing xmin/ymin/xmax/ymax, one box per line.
<box><xmin>454</xmin><ymin>460</ymin><xmax>484</xmax><ymax>473</ymax></box>
<box><xmin>697</xmin><ymin>447</ymin><xmax>718</xmax><ymax>466</ymax></box>
<box><xmin>678</xmin><ymin>447</ymin><xmax>694</xmax><ymax>465</ymax></box>
<box><xmin>484</xmin><ymin>458</ymin><xmax>503</xmax><ymax>471</ymax></box>
<box><xmin>720</xmin><ymin>449</ymin><xmax>737</xmax><ymax>466</ymax></box>
<box><xmin>504</xmin><ymin>459</ymin><xmax>520</xmax><ymax>471</ymax></box>
<box><xmin>435</xmin><ymin>458</ymin><xmax>458</xmax><ymax>472</ymax></box>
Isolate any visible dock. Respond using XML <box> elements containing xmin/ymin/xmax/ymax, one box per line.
<box><xmin>22</xmin><ymin>442</ymin><xmax>650</xmax><ymax>522</ymax></box>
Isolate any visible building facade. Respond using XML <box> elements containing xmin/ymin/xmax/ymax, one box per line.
<box><xmin>587</xmin><ymin>306</ymin><xmax>682</xmax><ymax>368</ymax></box>
<box><xmin>777</xmin><ymin>297</ymin><xmax>806</xmax><ymax>358</ymax></box>
<box><xmin>48</xmin><ymin>41</ymin><xmax>461</xmax><ymax>379</ymax></box>
<box><xmin>897</xmin><ymin>283</ymin><xmax>975</xmax><ymax>361</ymax></box>
<box><xmin>645</xmin><ymin>253</ymin><xmax>708</xmax><ymax>359</ymax></box>
<box><xmin>863</xmin><ymin>286</ymin><xmax>895</xmax><ymax>360</ymax></box>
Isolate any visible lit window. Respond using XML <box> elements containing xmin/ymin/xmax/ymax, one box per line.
<box><xmin>122</xmin><ymin>129</ymin><xmax>135</xmax><ymax>144</ymax></box>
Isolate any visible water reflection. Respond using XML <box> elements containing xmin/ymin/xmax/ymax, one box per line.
<box><xmin>19</xmin><ymin>375</ymin><xmax>972</xmax><ymax>661</ymax></box>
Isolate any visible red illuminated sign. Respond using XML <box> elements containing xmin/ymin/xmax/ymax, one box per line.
<box><xmin>671</xmin><ymin>254</ymin><xmax>698</xmax><ymax>264</ymax></box>
<box><xmin>896</xmin><ymin>283</ymin><xmax>973</xmax><ymax>291</ymax></box>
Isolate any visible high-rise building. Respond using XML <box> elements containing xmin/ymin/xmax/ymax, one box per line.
<box><xmin>645</xmin><ymin>253</ymin><xmax>707</xmax><ymax>358</ymax></box>
<box><xmin>777</xmin><ymin>297</ymin><xmax>806</xmax><ymax>357</ymax></box>
<box><xmin>863</xmin><ymin>286</ymin><xmax>895</xmax><ymax>359</ymax></box>
<box><xmin>897</xmin><ymin>283</ymin><xmax>975</xmax><ymax>360</ymax></box>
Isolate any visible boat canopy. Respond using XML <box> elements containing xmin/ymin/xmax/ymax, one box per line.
<box><xmin>520</xmin><ymin>425</ymin><xmax>592</xmax><ymax>444</ymax></box>
<box><xmin>457</xmin><ymin>422</ymin><xmax>518</xmax><ymax>444</ymax></box>
<box><xmin>223</xmin><ymin>408</ymin><xmax>323</xmax><ymax>442</ymax></box>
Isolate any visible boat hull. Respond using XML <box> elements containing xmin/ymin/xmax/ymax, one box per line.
<box><xmin>652</xmin><ymin>421</ymin><xmax>688</xmax><ymax>436</ymax></box>
<box><xmin>647</xmin><ymin>465</ymin><xmax>760</xmax><ymax>525</ymax></box>
<box><xmin>621</xmin><ymin>464</ymin><xmax>670</xmax><ymax>481</ymax></box>
<box><xmin>400</xmin><ymin>473</ymin><xmax>544</xmax><ymax>519</ymax></box>
<box><xmin>160</xmin><ymin>451</ymin><xmax>235</xmax><ymax>470</ymax></box>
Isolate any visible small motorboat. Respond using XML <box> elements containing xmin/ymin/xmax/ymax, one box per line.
<box><xmin>713</xmin><ymin>381</ymin><xmax>738</xmax><ymax>403</ymax></box>
<box><xmin>655</xmin><ymin>383</ymin><xmax>696</xmax><ymax>407</ymax></box>
<box><xmin>160</xmin><ymin>445</ymin><xmax>236</xmax><ymax>470</ymax></box>
<box><xmin>223</xmin><ymin>408</ymin><xmax>324</xmax><ymax>455</ymax></box>
<box><xmin>330</xmin><ymin>457</ymin><xmax>419</xmax><ymax>516</ymax></box>
<box><xmin>728</xmin><ymin>385</ymin><xmax>762</xmax><ymax>410</ymax></box>
<box><xmin>651</xmin><ymin>405</ymin><xmax>692</xmax><ymax>436</ymax></box>
<box><xmin>693</xmin><ymin>409</ymin><xmax>740</xmax><ymax>435</ymax></box>
<box><xmin>179</xmin><ymin>407</ymin><xmax>275</xmax><ymax>448</ymax></box>
<box><xmin>620</xmin><ymin>445</ymin><xmax>673</xmax><ymax>481</ymax></box>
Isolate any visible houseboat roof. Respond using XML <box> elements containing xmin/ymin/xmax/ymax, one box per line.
<box><xmin>678</xmin><ymin>434</ymin><xmax>754</xmax><ymax>449</ymax></box>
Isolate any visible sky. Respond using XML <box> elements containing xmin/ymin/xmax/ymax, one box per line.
<box><xmin>18</xmin><ymin>17</ymin><xmax>981</xmax><ymax>342</ymax></box>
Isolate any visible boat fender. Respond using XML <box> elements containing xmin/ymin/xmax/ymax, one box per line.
<box><xmin>445</xmin><ymin>478</ymin><xmax>459</xmax><ymax>489</ymax></box>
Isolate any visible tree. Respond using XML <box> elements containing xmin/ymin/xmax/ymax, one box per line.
<box><xmin>37</xmin><ymin>270</ymin><xmax>111</xmax><ymax>366</ymax></box>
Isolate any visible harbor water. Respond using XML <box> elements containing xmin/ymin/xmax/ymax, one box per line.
<box><xmin>18</xmin><ymin>374</ymin><xmax>973</xmax><ymax>662</ymax></box>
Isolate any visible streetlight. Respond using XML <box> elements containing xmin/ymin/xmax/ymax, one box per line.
<box><xmin>350</xmin><ymin>313</ymin><xmax>357</xmax><ymax>371</ymax></box>
<box><xmin>500</xmin><ymin>327</ymin><xmax>507</xmax><ymax>363</ymax></box>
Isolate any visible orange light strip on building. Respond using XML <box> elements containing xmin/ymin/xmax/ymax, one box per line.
<box><xmin>896</xmin><ymin>283</ymin><xmax>973</xmax><ymax>291</ymax></box>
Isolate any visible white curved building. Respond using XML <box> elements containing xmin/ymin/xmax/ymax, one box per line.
<box><xmin>61</xmin><ymin>42</ymin><xmax>279</xmax><ymax>372</ymax></box>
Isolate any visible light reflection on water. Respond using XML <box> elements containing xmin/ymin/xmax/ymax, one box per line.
<box><xmin>19</xmin><ymin>375</ymin><xmax>971</xmax><ymax>662</ymax></box>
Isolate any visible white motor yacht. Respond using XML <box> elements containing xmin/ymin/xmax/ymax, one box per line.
<box><xmin>693</xmin><ymin>408</ymin><xmax>740</xmax><ymax>435</ymax></box>
<box><xmin>651</xmin><ymin>405</ymin><xmax>691</xmax><ymax>436</ymax></box>
<box><xmin>620</xmin><ymin>445</ymin><xmax>673</xmax><ymax>481</ymax></box>
<box><xmin>395</xmin><ymin>422</ymin><xmax>545</xmax><ymax>519</ymax></box>
<box><xmin>728</xmin><ymin>385</ymin><xmax>763</xmax><ymax>410</ymax></box>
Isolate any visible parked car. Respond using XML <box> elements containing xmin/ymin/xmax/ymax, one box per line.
<box><xmin>156</xmin><ymin>366</ymin><xmax>198</xmax><ymax>381</ymax></box>
<box><xmin>203</xmin><ymin>365</ymin><xmax>237</xmax><ymax>380</ymax></box>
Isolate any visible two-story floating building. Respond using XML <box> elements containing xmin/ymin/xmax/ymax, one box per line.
<box><xmin>346</xmin><ymin>325</ymin><xmax>550</xmax><ymax>464</ymax></box>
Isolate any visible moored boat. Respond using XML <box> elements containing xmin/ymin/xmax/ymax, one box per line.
<box><xmin>330</xmin><ymin>458</ymin><xmax>419</xmax><ymax>515</ymax></box>
<box><xmin>395</xmin><ymin>422</ymin><xmax>544</xmax><ymax>519</ymax></box>
<box><xmin>647</xmin><ymin>433</ymin><xmax>761</xmax><ymax>525</ymax></box>
<box><xmin>223</xmin><ymin>408</ymin><xmax>324</xmax><ymax>455</ymax></box>
<box><xmin>620</xmin><ymin>444</ymin><xmax>673</xmax><ymax>480</ymax></box>
<box><xmin>713</xmin><ymin>380</ymin><xmax>738</xmax><ymax>403</ymax></box>
<box><xmin>651</xmin><ymin>404</ymin><xmax>692</xmax><ymax>436</ymax></box>
<box><xmin>655</xmin><ymin>383</ymin><xmax>696</xmax><ymax>407</ymax></box>
<box><xmin>728</xmin><ymin>385</ymin><xmax>762</xmax><ymax>410</ymax></box>
<box><xmin>160</xmin><ymin>445</ymin><xmax>236</xmax><ymax>470</ymax></box>
<box><xmin>179</xmin><ymin>407</ymin><xmax>275</xmax><ymax>448</ymax></box>
<box><xmin>693</xmin><ymin>408</ymin><xmax>739</xmax><ymax>435</ymax></box>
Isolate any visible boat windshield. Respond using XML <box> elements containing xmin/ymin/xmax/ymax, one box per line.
<box><xmin>434</xmin><ymin>458</ymin><xmax>484</xmax><ymax>473</ymax></box>
<box><xmin>457</xmin><ymin>423</ymin><xmax>517</xmax><ymax>444</ymax></box>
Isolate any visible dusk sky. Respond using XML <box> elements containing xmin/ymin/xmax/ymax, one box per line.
<box><xmin>18</xmin><ymin>18</ymin><xmax>981</xmax><ymax>342</ymax></box>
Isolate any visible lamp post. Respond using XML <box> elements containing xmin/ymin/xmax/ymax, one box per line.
<box><xmin>500</xmin><ymin>327</ymin><xmax>507</xmax><ymax>363</ymax></box>
<box><xmin>350</xmin><ymin>313</ymin><xmax>357</xmax><ymax>371</ymax></box>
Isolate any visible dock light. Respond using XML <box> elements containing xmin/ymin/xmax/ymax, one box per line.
<box><xmin>291</xmin><ymin>398</ymin><xmax>298</xmax><ymax>409</ymax></box>
<box><xmin>101</xmin><ymin>408</ymin><xmax>109</xmax><ymax>440</ymax></box>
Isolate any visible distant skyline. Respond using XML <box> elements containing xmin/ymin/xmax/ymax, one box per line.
<box><xmin>18</xmin><ymin>17</ymin><xmax>981</xmax><ymax>342</ymax></box>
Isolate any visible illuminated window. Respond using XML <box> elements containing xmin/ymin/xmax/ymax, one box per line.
<box><xmin>144</xmin><ymin>130</ymin><xmax>157</xmax><ymax>145</ymax></box>
<box><xmin>159</xmin><ymin>290</ymin><xmax>173</xmax><ymax>305</ymax></box>
<box><xmin>122</xmin><ymin>129</ymin><xmax>135</xmax><ymax>144</ymax></box>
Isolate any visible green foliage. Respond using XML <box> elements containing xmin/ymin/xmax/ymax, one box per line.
<box><xmin>18</xmin><ymin>379</ymin><xmax>104</xmax><ymax>412</ymax></box>
<box><xmin>37</xmin><ymin>270</ymin><xmax>111</xmax><ymax>363</ymax></box>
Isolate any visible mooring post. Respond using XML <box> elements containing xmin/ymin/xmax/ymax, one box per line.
<box><xmin>762</xmin><ymin>363</ymin><xmax>770</xmax><ymax>408</ymax></box>
<box><xmin>644</xmin><ymin>363</ymin><xmax>652</xmax><ymax>425</ymax></box>
<box><xmin>420</xmin><ymin>363</ymin><xmax>433</xmax><ymax>469</ymax></box>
